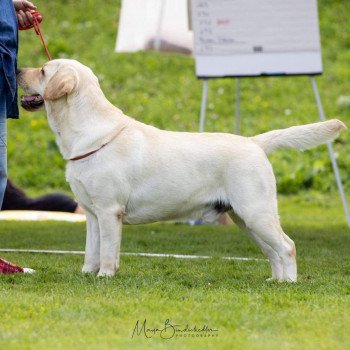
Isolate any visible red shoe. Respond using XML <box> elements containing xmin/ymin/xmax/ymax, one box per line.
<box><xmin>0</xmin><ymin>258</ymin><xmax>35</xmax><ymax>274</ymax></box>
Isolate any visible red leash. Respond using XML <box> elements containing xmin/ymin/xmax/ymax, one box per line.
<box><xmin>19</xmin><ymin>10</ymin><xmax>52</xmax><ymax>61</ymax></box>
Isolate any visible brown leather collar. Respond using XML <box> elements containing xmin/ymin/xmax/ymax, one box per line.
<box><xmin>69</xmin><ymin>126</ymin><xmax>127</xmax><ymax>161</ymax></box>
<box><xmin>69</xmin><ymin>143</ymin><xmax>108</xmax><ymax>161</ymax></box>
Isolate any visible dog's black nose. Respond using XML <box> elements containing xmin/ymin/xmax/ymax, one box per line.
<box><xmin>16</xmin><ymin>68</ymin><xmax>22</xmax><ymax>76</ymax></box>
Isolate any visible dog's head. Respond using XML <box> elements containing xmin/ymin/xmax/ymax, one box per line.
<box><xmin>17</xmin><ymin>59</ymin><xmax>98</xmax><ymax>111</ymax></box>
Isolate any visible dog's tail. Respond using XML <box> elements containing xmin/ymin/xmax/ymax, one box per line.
<box><xmin>250</xmin><ymin>119</ymin><xmax>346</xmax><ymax>154</ymax></box>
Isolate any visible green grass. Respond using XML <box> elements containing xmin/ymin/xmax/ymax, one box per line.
<box><xmin>6</xmin><ymin>0</ymin><xmax>350</xmax><ymax>195</ymax></box>
<box><xmin>1</xmin><ymin>194</ymin><xmax>350</xmax><ymax>350</ymax></box>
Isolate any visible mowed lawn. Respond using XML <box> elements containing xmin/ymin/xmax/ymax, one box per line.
<box><xmin>0</xmin><ymin>194</ymin><xmax>350</xmax><ymax>350</ymax></box>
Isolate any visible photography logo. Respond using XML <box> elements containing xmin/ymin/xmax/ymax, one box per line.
<box><xmin>131</xmin><ymin>319</ymin><xmax>219</xmax><ymax>340</ymax></box>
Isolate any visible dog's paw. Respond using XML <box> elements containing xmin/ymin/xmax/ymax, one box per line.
<box><xmin>266</xmin><ymin>276</ymin><xmax>297</xmax><ymax>283</ymax></box>
<box><xmin>97</xmin><ymin>269</ymin><xmax>116</xmax><ymax>277</ymax></box>
<box><xmin>82</xmin><ymin>264</ymin><xmax>100</xmax><ymax>274</ymax></box>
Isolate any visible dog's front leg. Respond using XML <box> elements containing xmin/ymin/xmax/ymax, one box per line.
<box><xmin>82</xmin><ymin>211</ymin><xmax>100</xmax><ymax>273</ymax></box>
<box><xmin>97</xmin><ymin>207</ymin><xmax>124</xmax><ymax>277</ymax></box>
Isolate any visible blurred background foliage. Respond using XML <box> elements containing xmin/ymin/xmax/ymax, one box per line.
<box><xmin>9</xmin><ymin>0</ymin><xmax>350</xmax><ymax>196</ymax></box>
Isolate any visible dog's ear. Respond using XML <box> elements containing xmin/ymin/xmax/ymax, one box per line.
<box><xmin>44</xmin><ymin>67</ymin><xmax>78</xmax><ymax>100</ymax></box>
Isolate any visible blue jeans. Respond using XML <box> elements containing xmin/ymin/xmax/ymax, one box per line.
<box><xmin>0</xmin><ymin>60</ymin><xmax>8</xmax><ymax>208</ymax></box>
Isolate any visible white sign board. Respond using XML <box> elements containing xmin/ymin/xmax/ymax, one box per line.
<box><xmin>191</xmin><ymin>0</ymin><xmax>323</xmax><ymax>77</ymax></box>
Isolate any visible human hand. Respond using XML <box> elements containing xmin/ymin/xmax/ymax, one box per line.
<box><xmin>13</xmin><ymin>0</ymin><xmax>42</xmax><ymax>30</ymax></box>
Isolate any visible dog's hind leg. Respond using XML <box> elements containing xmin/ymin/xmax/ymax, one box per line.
<box><xmin>226</xmin><ymin>153</ymin><xmax>297</xmax><ymax>282</ymax></box>
<box><xmin>229</xmin><ymin>211</ymin><xmax>284</xmax><ymax>280</ymax></box>
<box><xmin>229</xmin><ymin>201</ymin><xmax>297</xmax><ymax>282</ymax></box>
<box><xmin>82</xmin><ymin>211</ymin><xmax>100</xmax><ymax>274</ymax></box>
<box><xmin>230</xmin><ymin>207</ymin><xmax>296</xmax><ymax>282</ymax></box>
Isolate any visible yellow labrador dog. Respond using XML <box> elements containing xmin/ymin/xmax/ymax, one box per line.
<box><xmin>18</xmin><ymin>59</ymin><xmax>346</xmax><ymax>281</ymax></box>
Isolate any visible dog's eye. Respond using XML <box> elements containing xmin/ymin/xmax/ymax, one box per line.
<box><xmin>41</xmin><ymin>68</ymin><xmax>45</xmax><ymax>76</ymax></box>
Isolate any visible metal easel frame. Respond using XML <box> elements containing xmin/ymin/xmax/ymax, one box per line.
<box><xmin>198</xmin><ymin>76</ymin><xmax>350</xmax><ymax>227</ymax></box>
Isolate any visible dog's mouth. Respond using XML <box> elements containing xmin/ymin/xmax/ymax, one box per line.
<box><xmin>20</xmin><ymin>94</ymin><xmax>45</xmax><ymax>111</ymax></box>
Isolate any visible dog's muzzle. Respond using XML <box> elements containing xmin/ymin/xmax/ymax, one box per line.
<box><xmin>20</xmin><ymin>94</ymin><xmax>45</xmax><ymax>111</ymax></box>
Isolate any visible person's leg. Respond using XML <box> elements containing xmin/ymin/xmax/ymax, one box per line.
<box><xmin>0</xmin><ymin>63</ymin><xmax>7</xmax><ymax>208</ymax></box>
<box><xmin>0</xmin><ymin>64</ymin><xmax>35</xmax><ymax>274</ymax></box>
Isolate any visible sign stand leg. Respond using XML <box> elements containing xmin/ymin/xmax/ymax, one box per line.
<box><xmin>310</xmin><ymin>75</ymin><xmax>350</xmax><ymax>227</ymax></box>
<box><xmin>235</xmin><ymin>78</ymin><xmax>241</xmax><ymax>134</ymax></box>
<box><xmin>199</xmin><ymin>79</ymin><xmax>209</xmax><ymax>132</ymax></box>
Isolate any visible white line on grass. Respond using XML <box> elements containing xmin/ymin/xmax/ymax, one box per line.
<box><xmin>0</xmin><ymin>248</ymin><xmax>267</xmax><ymax>262</ymax></box>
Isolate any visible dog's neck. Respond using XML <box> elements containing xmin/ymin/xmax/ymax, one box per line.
<box><xmin>45</xmin><ymin>89</ymin><xmax>129</xmax><ymax>160</ymax></box>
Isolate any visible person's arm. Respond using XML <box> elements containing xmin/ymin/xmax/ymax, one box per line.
<box><xmin>13</xmin><ymin>0</ymin><xmax>42</xmax><ymax>30</ymax></box>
